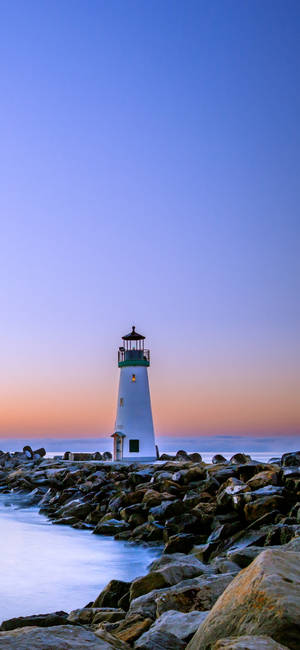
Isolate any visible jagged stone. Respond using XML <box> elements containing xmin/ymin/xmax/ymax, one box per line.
<box><xmin>187</xmin><ymin>549</ymin><xmax>300</xmax><ymax>650</ymax></box>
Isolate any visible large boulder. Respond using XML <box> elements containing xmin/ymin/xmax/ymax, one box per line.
<box><xmin>93</xmin><ymin>519</ymin><xmax>130</xmax><ymax>535</ymax></box>
<box><xmin>143</xmin><ymin>609</ymin><xmax>209</xmax><ymax>641</ymax></box>
<box><xmin>130</xmin><ymin>557</ymin><xmax>210</xmax><ymax>601</ymax></box>
<box><xmin>247</xmin><ymin>470</ymin><xmax>280</xmax><ymax>490</ymax></box>
<box><xmin>244</xmin><ymin>495</ymin><xmax>285</xmax><ymax>523</ymax></box>
<box><xmin>93</xmin><ymin>580</ymin><xmax>131</xmax><ymax>608</ymax></box>
<box><xmin>281</xmin><ymin>452</ymin><xmax>300</xmax><ymax>467</ymax></box>
<box><xmin>0</xmin><ymin>612</ymin><xmax>68</xmax><ymax>631</ymax></box>
<box><xmin>113</xmin><ymin>615</ymin><xmax>152</xmax><ymax>644</ymax></box>
<box><xmin>134</xmin><ymin>628</ymin><xmax>186</xmax><ymax>649</ymax></box>
<box><xmin>0</xmin><ymin>625</ymin><xmax>123</xmax><ymax>649</ymax></box>
<box><xmin>212</xmin><ymin>637</ymin><xmax>290</xmax><ymax>649</ymax></box>
<box><xmin>67</xmin><ymin>607</ymin><xmax>125</xmax><ymax>625</ymax></box>
<box><xmin>155</xmin><ymin>573</ymin><xmax>233</xmax><ymax>616</ymax></box>
<box><xmin>187</xmin><ymin>549</ymin><xmax>300</xmax><ymax>650</ymax></box>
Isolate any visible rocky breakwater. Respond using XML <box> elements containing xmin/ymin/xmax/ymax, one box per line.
<box><xmin>0</xmin><ymin>448</ymin><xmax>299</xmax><ymax>648</ymax></box>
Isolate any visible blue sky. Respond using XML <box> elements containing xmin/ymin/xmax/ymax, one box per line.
<box><xmin>0</xmin><ymin>1</ymin><xmax>299</xmax><ymax>437</ymax></box>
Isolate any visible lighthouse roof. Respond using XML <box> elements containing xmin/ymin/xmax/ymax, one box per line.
<box><xmin>122</xmin><ymin>326</ymin><xmax>145</xmax><ymax>341</ymax></box>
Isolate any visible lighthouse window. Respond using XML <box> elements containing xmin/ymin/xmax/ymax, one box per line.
<box><xmin>132</xmin><ymin>374</ymin><xmax>136</xmax><ymax>382</ymax></box>
<box><xmin>120</xmin><ymin>398</ymin><xmax>124</xmax><ymax>407</ymax></box>
<box><xmin>129</xmin><ymin>439</ymin><xmax>139</xmax><ymax>453</ymax></box>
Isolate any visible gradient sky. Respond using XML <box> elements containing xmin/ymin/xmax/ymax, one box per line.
<box><xmin>0</xmin><ymin>0</ymin><xmax>299</xmax><ymax>439</ymax></box>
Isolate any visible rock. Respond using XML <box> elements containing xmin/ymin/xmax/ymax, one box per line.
<box><xmin>23</xmin><ymin>445</ymin><xmax>33</xmax><ymax>459</ymax></box>
<box><xmin>281</xmin><ymin>451</ymin><xmax>300</xmax><ymax>467</ymax></box>
<box><xmin>148</xmin><ymin>499</ymin><xmax>185</xmax><ymax>521</ymax></box>
<box><xmin>93</xmin><ymin>609</ymin><xmax>126</xmax><ymax>624</ymax></box>
<box><xmin>130</xmin><ymin>572</ymin><xmax>170</xmax><ymax>601</ymax></box>
<box><xmin>103</xmin><ymin>452</ymin><xmax>113</xmax><ymax>461</ymax></box>
<box><xmin>212</xmin><ymin>454</ymin><xmax>227</xmax><ymax>464</ymax></box>
<box><xmin>227</xmin><ymin>545</ymin><xmax>264</xmax><ymax>568</ymax></box>
<box><xmin>130</xmin><ymin>556</ymin><xmax>210</xmax><ymax>601</ymax></box>
<box><xmin>93</xmin><ymin>519</ymin><xmax>130</xmax><ymax>535</ymax></box>
<box><xmin>164</xmin><ymin>533</ymin><xmax>196</xmax><ymax>554</ymax></box>
<box><xmin>113</xmin><ymin>615</ymin><xmax>152</xmax><ymax>643</ymax></box>
<box><xmin>247</xmin><ymin>470</ymin><xmax>280</xmax><ymax>490</ymax></box>
<box><xmin>210</xmin><ymin>558</ymin><xmax>240</xmax><ymax>575</ymax></box>
<box><xmin>155</xmin><ymin>573</ymin><xmax>233</xmax><ymax>616</ymax></box>
<box><xmin>67</xmin><ymin>607</ymin><xmax>125</xmax><ymax>625</ymax></box>
<box><xmin>134</xmin><ymin>628</ymin><xmax>186</xmax><ymax>649</ymax></box>
<box><xmin>56</xmin><ymin>498</ymin><xmax>91</xmax><ymax>519</ymax></box>
<box><xmin>212</xmin><ymin>637</ymin><xmax>290</xmax><ymax>649</ymax></box>
<box><xmin>189</xmin><ymin>453</ymin><xmax>202</xmax><ymax>462</ymax></box>
<box><xmin>33</xmin><ymin>448</ymin><xmax>46</xmax><ymax>458</ymax></box>
<box><xmin>175</xmin><ymin>450</ymin><xmax>190</xmax><ymax>461</ymax></box>
<box><xmin>149</xmin><ymin>553</ymin><xmax>210</xmax><ymax>575</ymax></box>
<box><xmin>0</xmin><ymin>612</ymin><xmax>69</xmax><ymax>631</ymax></box>
<box><xmin>93</xmin><ymin>580</ymin><xmax>131</xmax><ymax>608</ymax></box>
<box><xmin>144</xmin><ymin>609</ymin><xmax>209</xmax><ymax>641</ymax></box>
<box><xmin>186</xmin><ymin>549</ymin><xmax>300</xmax><ymax>650</ymax></box>
<box><xmin>0</xmin><ymin>625</ymin><xmax>113</xmax><ymax>648</ymax></box>
<box><xmin>217</xmin><ymin>478</ymin><xmax>250</xmax><ymax>509</ymax></box>
<box><xmin>230</xmin><ymin>453</ymin><xmax>251</xmax><ymax>464</ymax></box>
<box><xmin>244</xmin><ymin>496</ymin><xmax>285</xmax><ymax>522</ymax></box>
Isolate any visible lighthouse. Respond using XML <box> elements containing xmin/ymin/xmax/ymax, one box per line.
<box><xmin>111</xmin><ymin>326</ymin><xmax>157</xmax><ymax>462</ymax></box>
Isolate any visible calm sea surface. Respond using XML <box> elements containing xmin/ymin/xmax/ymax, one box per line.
<box><xmin>0</xmin><ymin>494</ymin><xmax>160</xmax><ymax>621</ymax></box>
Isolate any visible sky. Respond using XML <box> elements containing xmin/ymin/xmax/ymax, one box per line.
<box><xmin>0</xmin><ymin>0</ymin><xmax>299</xmax><ymax>441</ymax></box>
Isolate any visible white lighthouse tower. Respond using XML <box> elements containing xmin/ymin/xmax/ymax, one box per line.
<box><xmin>111</xmin><ymin>326</ymin><xmax>157</xmax><ymax>462</ymax></box>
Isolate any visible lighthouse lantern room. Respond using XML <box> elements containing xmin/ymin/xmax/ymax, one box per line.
<box><xmin>112</xmin><ymin>326</ymin><xmax>157</xmax><ymax>461</ymax></box>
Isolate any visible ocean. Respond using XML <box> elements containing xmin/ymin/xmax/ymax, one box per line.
<box><xmin>0</xmin><ymin>435</ymin><xmax>299</xmax><ymax>464</ymax></box>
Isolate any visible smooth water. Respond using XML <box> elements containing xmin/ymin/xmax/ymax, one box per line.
<box><xmin>0</xmin><ymin>494</ymin><xmax>160</xmax><ymax>621</ymax></box>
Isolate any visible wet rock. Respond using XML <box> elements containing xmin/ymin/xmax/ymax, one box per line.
<box><xmin>93</xmin><ymin>609</ymin><xmax>126</xmax><ymax>625</ymax></box>
<box><xmin>155</xmin><ymin>573</ymin><xmax>233</xmax><ymax>616</ymax></box>
<box><xmin>23</xmin><ymin>445</ymin><xmax>33</xmax><ymax>459</ymax></box>
<box><xmin>212</xmin><ymin>454</ymin><xmax>227</xmax><ymax>464</ymax></box>
<box><xmin>134</xmin><ymin>628</ymin><xmax>186</xmax><ymax>649</ymax></box>
<box><xmin>227</xmin><ymin>545</ymin><xmax>265</xmax><ymax>568</ymax></box>
<box><xmin>189</xmin><ymin>453</ymin><xmax>202</xmax><ymax>462</ymax></box>
<box><xmin>33</xmin><ymin>447</ymin><xmax>46</xmax><ymax>458</ymax></box>
<box><xmin>244</xmin><ymin>495</ymin><xmax>286</xmax><ymax>523</ymax></box>
<box><xmin>216</xmin><ymin>478</ymin><xmax>250</xmax><ymax>510</ymax></box>
<box><xmin>148</xmin><ymin>499</ymin><xmax>185</xmax><ymax>521</ymax></box>
<box><xmin>247</xmin><ymin>469</ymin><xmax>281</xmax><ymax>490</ymax></box>
<box><xmin>130</xmin><ymin>572</ymin><xmax>170</xmax><ymax>601</ymax></box>
<box><xmin>56</xmin><ymin>498</ymin><xmax>91</xmax><ymax>519</ymax></box>
<box><xmin>281</xmin><ymin>451</ymin><xmax>300</xmax><ymax>467</ymax></box>
<box><xmin>94</xmin><ymin>629</ymin><xmax>131</xmax><ymax>648</ymax></box>
<box><xmin>113</xmin><ymin>615</ymin><xmax>152</xmax><ymax>643</ymax></box>
<box><xmin>130</xmin><ymin>556</ymin><xmax>210</xmax><ymax>601</ymax></box>
<box><xmin>93</xmin><ymin>519</ymin><xmax>130</xmax><ymax>535</ymax></box>
<box><xmin>0</xmin><ymin>612</ymin><xmax>69</xmax><ymax>631</ymax></box>
<box><xmin>93</xmin><ymin>580</ymin><xmax>131</xmax><ymax>608</ymax></box>
<box><xmin>67</xmin><ymin>607</ymin><xmax>125</xmax><ymax>625</ymax></box>
<box><xmin>0</xmin><ymin>625</ymin><xmax>112</xmax><ymax>648</ymax></box>
<box><xmin>212</xmin><ymin>637</ymin><xmax>290</xmax><ymax>649</ymax></box>
<box><xmin>229</xmin><ymin>453</ymin><xmax>251</xmax><ymax>464</ymax></box>
<box><xmin>175</xmin><ymin>450</ymin><xmax>190</xmax><ymax>461</ymax></box>
<box><xmin>143</xmin><ymin>609</ymin><xmax>209</xmax><ymax>642</ymax></box>
<box><xmin>187</xmin><ymin>549</ymin><xmax>300</xmax><ymax>650</ymax></box>
<box><xmin>164</xmin><ymin>533</ymin><xmax>197</xmax><ymax>554</ymax></box>
<box><xmin>149</xmin><ymin>552</ymin><xmax>210</xmax><ymax>575</ymax></box>
<box><xmin>103</xmin><ymin>452</ymin><xmax>113</xmax><ymax>461</ymax></box>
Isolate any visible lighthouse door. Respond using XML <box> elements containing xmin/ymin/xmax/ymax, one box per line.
<box><xmin>115</xmin><ymin>433</ymin><xmax>124</xmax><ymax>461</ymax></box>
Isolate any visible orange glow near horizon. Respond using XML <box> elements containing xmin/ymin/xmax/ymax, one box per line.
<box><xmin>0</xmin><ymin>361</ymin><xmax>299</xmax><ymax>438</ymax></box>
